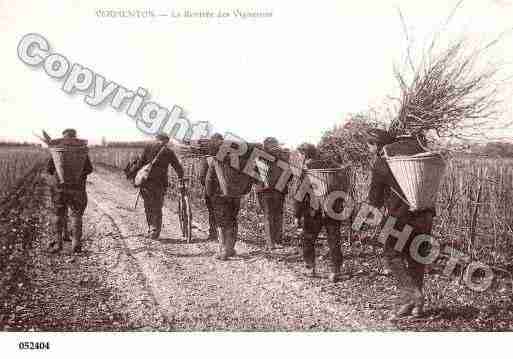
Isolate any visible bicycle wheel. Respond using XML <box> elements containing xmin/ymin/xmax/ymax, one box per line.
<box><xmin>181</xmin><ymin>194</ymin><xmax>193</xmax><ymax>243</ymax></box>
<box><xmin>178</xmin><ymin>194</ymin><xmax>185</xmax><ymax>237</ymax></box>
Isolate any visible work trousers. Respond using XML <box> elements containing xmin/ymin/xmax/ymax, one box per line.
<box><xmin>302</xmin><ymin>210</ymin><xmax>343</xmax><ymax>273</ymax></box>
<box><xmin>141</xmin><ymin>184</ymin><xmax>166</xmax><ymax>237</ymax></box>
<box><xmin>382</xmin><ymin>212</ymin><xmax>433</xmax><ymax>308</ymax></box>
<box><xmin>257</xmin><ymin>190</ymin><xmax>285</xmax><ymax>247</ymax></box>
<box><xmin>51</xmin><ymin>187</ymin><xmax>87</xmax><ymax>247</ymax></box>
<box><xmin>211</xmin><ymin>195</ymin><xmax>241</xmax><ymax>256</ymax></box>
<box><xmin>205</xmin><ymin>195</ymin><xmax>217</xmax><ymax>238</ymax></box>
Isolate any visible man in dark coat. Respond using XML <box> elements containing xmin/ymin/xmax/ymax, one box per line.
<box><xmin>364</xmin><ymin>129</ymin><xmax>395</xmax><ymax>277</ymax></box>
<box><xmin>203</xmin><ymin>139</ymin><xmax>254</xmax><ymax>260</ymax></box>
<box><xmin>199</xmin><ymin>133</ymin><xmax>224</xmax><ymax>240</ymax></box>
<box><xmin>255</xmin><ymin>137</ymin><xmax>290</xmax><ymax>251</ymax></box>
<box><xmin>293</xmin><ymin>145</ymin><xmax>347</xmax><ymax>282</ymax></box>
<box><xmin>139</xmin><ymin>134</ymin><xmax>184</xmax><ymax>239</ymax></box>
<box><xmin>47</xmin><ymin>128</ymin><xmax>93</xmax><ymax>253</ymax></box>
<box><xmin>292</xmin><ymin>142</ymin><xmax>319</xmax><ymax>229</ymax></box>
<box><xmin>365</xmin><ymin>129</ymin><xmax>435</xmax><ymax>319</ymax></box>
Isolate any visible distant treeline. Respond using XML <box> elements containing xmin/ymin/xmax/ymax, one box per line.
<box><xmin>91</xmin><ymin>141</ymin><xmax>152</xmax><ymax>148</ymax></box>
<box><xmin>474</xmin><ymin>142</ymin><xmax>513</xmax><ymax>157</ymax></box>
<box><xmin>0</xmin><ymin>141</ymin><xmax>42</xmax><ymax>147</ymax></box>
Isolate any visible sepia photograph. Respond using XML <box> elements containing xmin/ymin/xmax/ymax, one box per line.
<box><xmin>1</xmin><ymin>0</ymin><xmax>513</xmax><ymax>357</ymax></box>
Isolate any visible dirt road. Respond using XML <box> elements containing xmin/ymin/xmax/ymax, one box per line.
<box><xmin>5</xmin><ymin>166</ymin><xmax>511</xmax><ymax>331</ymax></box>
<box><xmin>79</xmin><ymin>167</ymin><xmax>392</xmax><ymax>330</ymax></box>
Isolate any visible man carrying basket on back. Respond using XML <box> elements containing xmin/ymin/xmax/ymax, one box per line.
<box><xmin>136</xmin><ymin>133</ymin><xmax>184</xmax><ymax>239</ymax></box>
<box><xmin>293</xmin><ymin>146</ymin><xmax>349</xmax><ymax>283</ymax></box>
<box><xmin>47</xmin><ymin>128</ymin><xmax>93</xmax><ymax>254</ymax></box>
<box><xmin>203</xmin><ymin>138</ymin><xmax>255</xmax><ymax>260</ymax></box>
<box><xmin>365</xmin><ymin>129</ymin><xmax>441</xmax><ymax>319</ymax></box>
<box><xmin>199</xmin><ymin>133</ymin><xmax>225</xmax><ymax>241</ymax></box>
<box><xmin>255</xmin><ymin>137</ymin><xmax>290</xmax><ymax>251</ymax></box>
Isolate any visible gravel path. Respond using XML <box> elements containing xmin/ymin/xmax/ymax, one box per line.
<box><xmin>6</xmin><ymin>166</ymin><xmax>511</xmax><ymax>331</ymax></box>
<box><xmin>84</xmin><ymin>168</ymin><xmax>393</xmax><ymax>330</ymax></box>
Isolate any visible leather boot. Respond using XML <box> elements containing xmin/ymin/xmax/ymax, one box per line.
<box><xmin>62</xmin><ymin>211</ymin><xmax>71</xmax><ymax>242</ymax></box>
<box><xmin>273</xmin><ymin>203</ymin><xmax>284</xmax><ymax>245</ymax></box>
<box><xmin>387</xmin><ymin>256</ymin><xmax>420</xmax><ymax>320</ymax></box>
<box><xmin>225</xmin><ymin>226</ymin><xmax>237</xmax><ymax>258</ymax></box>
<box><xmin>48</xmin><ymin>235</ymin><xmax>63</xmax><ymax>253</ymax></box>
<box><xmin>149</xmin><ymin>210</ymin><xmax>162</xmax><ymax>239</ymax></box>
<box><xmin>380</xmin><ymin>256</ymin><xmax>393</xmax><ymax>276</ymax></box>
<box><xmin>208</xmin><ymin>225</ymin><xmax>217</xmax><ymax>241</ymax></box>
<box><xmin>232</xmin><ymin>222</ymin><xmax>238</xmax><ymax>239</ymax></box>
<box><xmin>207</xmin><ymin>204</ymin><xmax>217</xmax><ymax>240</ymax></box>
<box><xmin>215</xmin><ymin>227</ymin><xmax>228</xmax><ymax>260</ymax></box>
<box><xmin>71</xmin><ymin>215</ymin><xmax>83</xmax><ymax>253</ymax></box>
<box><xmin>389</xmin><ymin>302</ymin><xmax>415</xmax><ymax>321</ymax></box>
<box><xmin>155</xmin><ymin>211</ymin><xmax>163</xmax><ymax>238</ymax></box>
<box><xmin>303</xmin><ymin>262</ymin><xmax>316</xmax><ymax>277</ymax></box>
<box><xmin>411</xmin><ymin>305</ymin><xmax>424</xmax><ymax>318</ymax></box>
<box><xmin>328</xmin><ymin>266</ymin><xmax>341</xmax><ymax>283</ymax></box>
<box><xmin>49</xmin><ymin>215</ymin><xmax>64</xmax><ymax>253</ymax></box>
<box><xmin>410</xmin><ymin>290</ymin><xmax>425</xmax><ymax>318</ymax></box>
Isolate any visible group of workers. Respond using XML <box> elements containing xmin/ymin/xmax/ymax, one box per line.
<box><xmin>46</xmin><ymin>127</ymin><xmax>435</xmax><ymax>320</ymax></box>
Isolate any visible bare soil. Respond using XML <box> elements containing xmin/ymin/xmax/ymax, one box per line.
<box><xmin>1</xmin><ymin>165</ymin><xmax>512</xmax><ymax>331</ymax></box>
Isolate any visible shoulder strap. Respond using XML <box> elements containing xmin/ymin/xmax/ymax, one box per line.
<box><xmin>150</xmin><ymin>145</ymin><xmax>167</xmax><ymax>166</ymax></box>
<box><xmin>389</xmin><ymin>186</ymin><xmax>411</xmax><ymax>208</ymax></box>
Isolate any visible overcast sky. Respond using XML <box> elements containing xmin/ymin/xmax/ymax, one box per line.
<box><xmin>1</xmin><ymin>0</ymin><xmax>512</xmax><ymax>146</ymax></box>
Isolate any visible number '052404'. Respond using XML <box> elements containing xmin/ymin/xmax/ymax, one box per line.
<box><xmin>18</xmin><ymin>342</ymin><xmax>50</xmax><ymax>350</ymax></box>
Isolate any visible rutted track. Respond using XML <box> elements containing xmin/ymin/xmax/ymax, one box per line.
<box><xmin>85</xmin><ymin>169</ymin><xmax>393</xmax><ymax>330</ymax></box>
<box><xmin>3</xmin><ymin>165</ymin><xmax>513</xmax><ymax>330</ymax></box>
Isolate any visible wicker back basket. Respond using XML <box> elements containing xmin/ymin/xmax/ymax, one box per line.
<box><xmin>304</xmin><ymin>167</ymin><xmax>351</xmax><ymax>205</ymax></box>
<box><xmin>210</xmin><ymin>158</ymin><xmax>253</xmax><ymax>197</ymax></box>
<box><xmin>289</xmin><ymin>151</ymin><xmax>306</xmax><ymax>195</ymax></box>
<box><xmin>48</xmin><ymin>138</ymin><xmax>88</xmax><ymax>185</ymax></box>
<box><xmin>255</xmin><ymin>148</ymin><xmax>290</xmax><ymax>190</ymax></box>
<box><xmin>384</xmin><ymin>150</ymin><xmax>446</xmax><ymax>211</ymax></box>
<box><xmin>255</xmin><ymin>157</ymin><xmax>272</xmax><ymax>188</ymax></box>
<box><xmin>175</xmin><ymin>139</ymin><xmax>210</xmax><ymax>158</ymax></box>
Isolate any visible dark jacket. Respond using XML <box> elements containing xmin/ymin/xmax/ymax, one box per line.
<box><xmin>47</xmin><ymin>155</ymin><xmax>93</xmax><ymax>190</ymax></box>
<box><xmin>202</xmin><ymin>144</ymin><xmax>257</xmax><ymax>198</ymax></box>
<box><xmin>199</xmin><ymin>156</ymin><xmax>209</xmax><ymax>187</ymax></box>
<box><xmin>139</xmin><ymin>142</ymin><xmax>184</xmax><ymax>187</ymax></box>
<box><xmin>255</xmin><ymin>148</ymin><xmax>291</xmax><ymax>194</ymax></box>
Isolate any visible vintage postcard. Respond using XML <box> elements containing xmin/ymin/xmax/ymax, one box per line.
<box><xmin>1</xmin><ymin>0</ymin><xmax>513</xmax><ymax>357</ymax></box>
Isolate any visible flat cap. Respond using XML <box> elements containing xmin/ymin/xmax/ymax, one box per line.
<box><xmin>156</xmin><ymin>133</ymin><xmax>170</xmax><ymax>142</ymax></box>
<box><xmin>62</xmin><ymin>128</ymin><xmax>77</xmax><ymax>138</ymax></box>
<box><xmin>263</xmin><ymin>137</ymin><xmax>279</xmax><ymax>146</ymax></box>
<box><xmin>210</xmin><ymin>133</ymin><xmax>224</xmax><ymax>141</ymax></box>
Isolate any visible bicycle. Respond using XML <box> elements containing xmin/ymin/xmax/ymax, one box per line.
<box><xmin>177</xmin><ymin>177</ymin><xmax>193</xmax><ymax>243</ymax></box>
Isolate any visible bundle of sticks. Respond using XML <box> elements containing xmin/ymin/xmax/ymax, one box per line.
<box><xmin>33</xmin><ymin>130</ymin><xmax>53</xmax><ymax>145</ymax></box>
<box><xmin>33</xmin><ymin>130</ymin><xmax>88</xmax><ymax>146</ymax></box>
<box><xmin>389</xmin><ymin>6</ymin><xmax>504</xmax><ymax>139</ymax></box>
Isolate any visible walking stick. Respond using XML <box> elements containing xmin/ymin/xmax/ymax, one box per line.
<box><xmin>134</xmin><ymin>188</ymin><xmax>141</xmax><ymax>210</ymax></box>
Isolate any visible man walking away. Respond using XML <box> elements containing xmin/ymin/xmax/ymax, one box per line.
<box><xmin>139</xmin><ymin>133</ymin><xmax>184</xmax><ymax>239</ymax></box>
<box><xmin>364</xmin><ymin>129</ymin><xmax>395</xmax><ymax>277</ymax></box>
<box><xmin>47</xmin><ymin>128</ymin><xmax>93</xmax><ymax>254</ymax></box>
<box><xmin>294</xmin><ymin>147</ymin><xmax>346</xmax><ymax>282</ymax></box>
<box><xmin>199</xmin><ymin>133</ymin><xmax>224</xmax><ymax>240</ymax></box>
<box><xmin>365</xmin><ymin>129</ymin><xmax>435</xmax><ymax>319</ymax></box>
<box><xmin>255</xmin><ymin>137</ymin><xmax>290</xmax><ymax>251</ymax></box>
<box><xmin>293</xmin><ymin>143</ymin><xmax>319</xmax><ymax>229</ymax></box>
<box><xmin>204</xmin><ymin>140</ymin><xmax>254</xmax><ymax>260</ymax></box>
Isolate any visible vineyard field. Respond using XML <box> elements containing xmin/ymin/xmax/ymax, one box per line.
<box><xmin>89</xmin><ymin>146</ymin><xmax>513</xmax><ymax>269</ymax></box>
<box><xmin>0</xmin><ymin>146</ymin><xmax>48</xmax><ymax>199</ymax></box>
